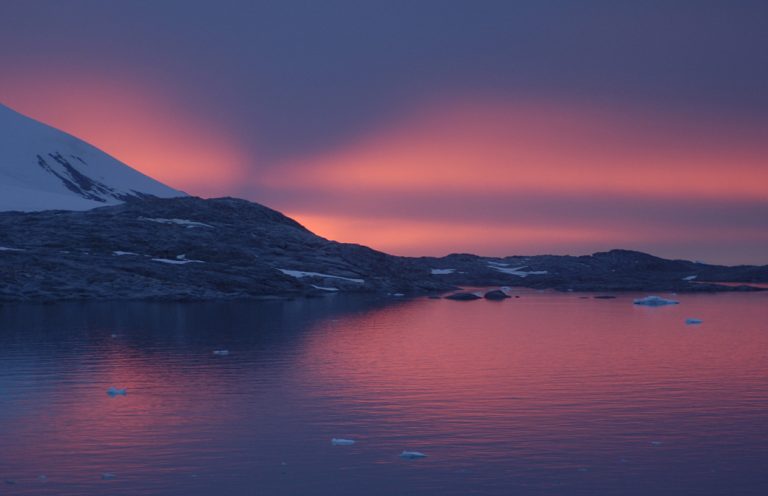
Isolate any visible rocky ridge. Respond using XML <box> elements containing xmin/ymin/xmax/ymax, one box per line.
<box><xmin>0</xmin><ymin>196</ymin><xmax>766</xmax><ymax>301</ymax></box>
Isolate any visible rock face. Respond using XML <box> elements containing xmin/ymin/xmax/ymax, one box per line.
<box><xmin>0</xmin><ymin>196</ymin><xmax>446</xmax><ymax>301</ymax></box>
<box><xmin>484</xmin><ymin>289</ymin><xmax>511</xmax><ymax>300</ymax></box>
<box><xmin>445</xmin><ymin>292</ymin><xmax>483</xmax><ymax>301</ymax></box>
<box><xmin>0</xmin><ymin>196</ymin><xmax>766</xmax><ymax>301</ymax></box>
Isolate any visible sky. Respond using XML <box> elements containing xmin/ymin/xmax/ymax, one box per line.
<box><xmin>1</xmin><ymin>0</ymin><xmax>767</xmax><ymax>264</ymax></box>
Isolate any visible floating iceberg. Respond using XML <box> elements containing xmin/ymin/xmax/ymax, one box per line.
<box><xmin>106</xmin><ymin>387</ymin><xmax>127</xmax><ymax>396</ymax></box>
<box><xmin>685</xmin><ymin>318</ymin><xmax>702</xmax><ymax>325</ymax></box>
<box><xmin>213</xmin><ymin>350</ymin><xmax>230</xmax><ymax>356</ymax></box>
<box><xmin>400</xmin><ymin>450</ymin><xmax>428</xmax><ymax>459</ymax></box>
<box><xmin>331</xmin><ymin>438</ymin><xmax>356</xmax><ymax>446</ymax></box>
<box><xmin>633</xmin><ymin>296</ymin><xmax>679</xmax><ymax>306</ymax></box>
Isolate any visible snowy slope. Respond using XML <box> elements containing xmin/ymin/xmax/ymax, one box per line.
<box><xmin>0</xmin><ymin>103</ymin><xmax>185</xmax><ymax>211</ymax></box>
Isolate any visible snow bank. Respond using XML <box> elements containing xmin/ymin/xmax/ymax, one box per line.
<box><xmin>140</xmin><ymin>217</ymin><xmax>213</xmax><ymax>228</ymax></box>
<box><xmin>278</xmin><ymin>269</ymin><xmax>364</xmax><ymax>284</ymax></box>
<box><xmin>489</xmin><ymin>264</ymin><xmax>548</xmax><ymax>277</ymax></box>
<box><xmin>312</xmin><ymin>285</ymin><xmax>340</xmax><ymax>292</ymax></box>
<box><xmin>431</xmin><ymin>268</ymin><xmax>455</xmax><ymax>275</ymax></box>
<box><xmin>151</xmin><ymin>257</ymin><xmax>205</xmax><ymax>265</ymax></box>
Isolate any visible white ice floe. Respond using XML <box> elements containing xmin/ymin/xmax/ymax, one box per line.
<box><xmin>400</xmin><ymin>451</ymin><xmax>428</xmax><ymax>459</ymax></box>
<box><xmin>685</xmin><ymin>318</ymin><xmax>702</xmax><ymax>325</ymax></box>
<box><xmin>431</xmin><ymin>268</ymin><xmax>456</xmax><ymax>275</ymax></box>
<box><xmin>278</xmin><ymin>269</ymin><xmax>364</xmax><ymax>284</ymax></box>
<box><xmin>489</xmin><ymin>264</ymin><xmax>548</xmax><ymax>277</ymax></box>
<box><xmin>139</xmin><ymin>217</ymin><xmax>213</xmax><ymax>228</ymax></box>
<box><xmin>106</xmin><ymin>387</ymin><xmax>127</xmax><ymax>396</ymax></box>
<box><xmin>213</xmin><ymin>350</ymin><xmax>230</xmax><ymax>356</ymax></box>
<box><xmin>682</xmin><ymin>275</ymin><xmax>698</xmax><ymax>281</ymax></box>
<box><xmin>312</xmin><ymin>285</ymin><xmax>340</xmax><ymax>292</ymax></box>
<box><xmin>0</xmin><ymin>246</ymin><xmax>25</xmax><ymax>252</ymax></box>
<box><xmin>112</xmin><ymin>251</ymin><xmax>138</xmax><ymax>256</ymax></box>
<box><xmin>331</xmin><ymin>438</ymin><xmax>356</xmax><ymax>446</ymax></box>
<box><xmin>151</xmin><ymin>257</ymin><xmax>205</xmax><ymax>265</ymax></box>
<box><xmin>633</xmin><ymin>296</ymin><xmax>679</xmax><ymax>306</ymax></box>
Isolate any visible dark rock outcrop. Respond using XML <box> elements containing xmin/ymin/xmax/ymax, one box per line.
<box><xmin>0</xmin><ymin>197</ymin><xmax>766</xmax><ymax>301</ymax></box>
<box><xmin>484</xmin><ymin>289</ymin><xmax>511</xmax><ymax>300</ymax></box>
<box><xmin>445</xmin><ymin>292</ymin><xmax>482</xmax><ymax>301</ymax></box>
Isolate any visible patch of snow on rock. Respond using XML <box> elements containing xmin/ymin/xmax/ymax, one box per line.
<box><xmin>489</xmin><ymin>264</ymin><xmax>548</xmax><ymax>277</ymax></box>
<box><xmin>431</xmin><ymin>268</ymin><xmax>455</xmax><ymax>275</ymax></box>
<box><xmin>312</xmin><ymin>285</ymin><xmax>340</xmax><ymax>292</ymax></box>
<box><xmin>278</xmin><ymin>269</ymin><xmax>364</xmax><ymax>284</ymax></box>
<box><xmin>140</xmin><ymin>217</ymin><xmax>213</xmax><ymax>228</ymax></box>
<box><xmin>151</xmin><ymin>257</ymin><xmax>205</xmax><ymax>265</ymax></box>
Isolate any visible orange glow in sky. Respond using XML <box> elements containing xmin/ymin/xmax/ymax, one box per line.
<box><xmin>2</xmin><ymin>75</ymin><xmax>766</xmax><ymax>262</ymax></box>
<box><xmin>264</xmin><ymin>99</ymin><xmax>768</xmax><ymax>200</ymax></box>
<box><xmin>259</xmin><ymin>98</ymin><xmax>768</xmax><ymax>260</ymax></box>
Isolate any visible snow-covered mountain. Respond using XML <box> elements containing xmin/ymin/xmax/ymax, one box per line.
<box><xmin>0</xmin><ymin>103</ymin><xmax>185</xmax><ymax>211</ymax></box>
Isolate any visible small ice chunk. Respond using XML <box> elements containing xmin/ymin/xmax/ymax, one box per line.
<box><xmin>112</xmin><ymin>251</ymin><xmax>138</xmax><ymax>256</ymax></box>
<box><xmin>213</xmin><ymin>350</ymin><xmax>230</xmax><ymax>356</ymax></box>
<box><xmin>331</xmin><ymin>438</ymin><xmax>356</xmax><ymax>446</ymax></box>
<box><xmin>650</xmin><ymin>441</ymin><xmax>663</xmax><ymax>446</ymax></box>
<box><xmin>101</xmin><ymin>472</ymin><xmax>116</xmax><ymax>480</ymax></box>
<box><xmin>685</xmin><ymin>318</ymin><xmax>702</xmax><ymax>325</ymax></box>
<box><xmin>400</xmin><ymin>450</ymin><xmax>428</xmax><ymax>459</ymax></box>
<box><xmin>683</xmin><ymin>275</ymin><xmax>697</xmax><ymax>281</ymax></box>
<box><xmin>633</xmin><ymin>296</ymin><xmax>679</xmax><ymax>306</ymax></box>
<box><xmin>107</xmin><ymin>387</ymin><xmax>127</xmax><ymax>396</ymax></box>
<box><xmin>0</xmin><ymin>246</ymin><xmax>26</xmax><ymax>252</ymax></box>
<box><xmin>38</xmin><ymin>474</ymin><xmax>48</xmax><ymax>481</ymax></box>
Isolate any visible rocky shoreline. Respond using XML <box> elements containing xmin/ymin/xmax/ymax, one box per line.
<box><xmin>1</xmin><ymin>197</ymin><xmax>766</xmax><ymax>302</ymax></box>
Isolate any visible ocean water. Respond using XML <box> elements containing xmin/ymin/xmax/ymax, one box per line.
<box><xmin>1</xmin><ymin>290</ymin><xmax>767</xmax><ymax>495</ymax></box>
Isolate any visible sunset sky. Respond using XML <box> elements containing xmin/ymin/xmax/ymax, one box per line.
<box><xmin>1</xmin><ymin>1</ymin><xmax>766</xmax><ymax>264</ymax></box>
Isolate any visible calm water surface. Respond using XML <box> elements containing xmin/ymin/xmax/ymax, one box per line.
<box><xmin>1</xmin><ymin>291</ymin><xmax>767</xmax><ymax>495</ymax></box>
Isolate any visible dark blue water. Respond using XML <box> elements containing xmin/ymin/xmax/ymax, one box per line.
<box><xmin>1</xmin><ymin>291</ymin><xmax>767</xmax><ymax>495</ymax></box>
